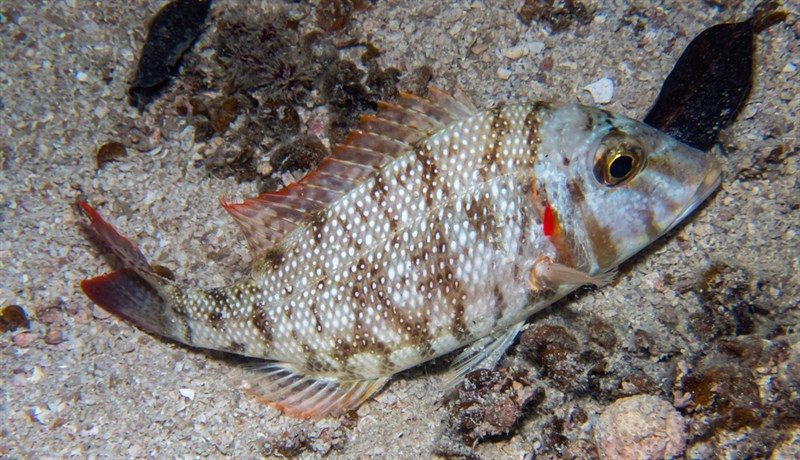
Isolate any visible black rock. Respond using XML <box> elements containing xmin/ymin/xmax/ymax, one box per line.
<box><xmin>128</xmin><ymin>0</ymin><xmax>212</xmax><ymax>109</ymax></box>
<box><xmin>644</xmin><ymin>20</ymin><xmax>754</xmax><ymax>151</ymax></box>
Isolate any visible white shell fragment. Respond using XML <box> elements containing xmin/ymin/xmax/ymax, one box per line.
<box><xmin>583</xmin><ymin>77</ymin><xmax>615</xmax><ymax>104</ymax></box>
<box><xmin>503</xmin><ymin>44</ymin><xmax>527</xmax><ymax>60</ymax></box>
<box><xmin>178</xmin><ymin>388</ymin><xmax>196</xmax><ymax>401</ymax></box>
<box><xmin>496</xmin><ymin>66</ymin><xmax>513</xmax><ymax>80</ymax></box>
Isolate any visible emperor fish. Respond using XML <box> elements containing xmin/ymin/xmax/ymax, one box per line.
<box><xmin>79</xmin><ymin>87</ymin><xmax>721</xmax><ymax>418</ymax></box>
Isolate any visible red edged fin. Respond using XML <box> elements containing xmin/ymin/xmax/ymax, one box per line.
<box><xmin>248</xmin><ymin>363</ymin><xmax>388</xmax><ymax>419</ymax></box>
<box><xmin>222</xmin><ymin>86</ymin><xmax>479</xmax><ymax>257</ymax></box>
<box><xmin>81</xmin><ymin>269</ymin><xmax>172</xmax><ymax>336</ymax></box>
<box><xmin>78</xmin><ymin>200</ymin><xmax>150</xmax><ymax>271</ymax></box>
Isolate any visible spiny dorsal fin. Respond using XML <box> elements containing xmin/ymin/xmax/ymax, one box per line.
<box><xmin>248</xmin><ymin>363</ymin><xmax>388</xmax><ymax>419</ymax></box>
<box><xmin>222</xmin><ymin>86</ymin><xmax>479</xmax><ymax>260</ymax></box>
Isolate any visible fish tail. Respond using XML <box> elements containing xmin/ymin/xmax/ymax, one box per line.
<box><xmin>78</xmin><ymin>200</ymin><xmax>180</xmax><ymax>339</ymax></box>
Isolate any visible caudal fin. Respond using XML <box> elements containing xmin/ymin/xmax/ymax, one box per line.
<box><xmin>78</xmin><ymin>200</ymin><xmax>176</xmax><ymax>337</ymax></box>
<box><xmin>81</xmin><ymin>269</ymin><xmax>173</xmax><ymax>335</ymax></box>
<box><xmin>77</xmin><ymin>200</ymin><xmax>150</xmax><ymax>271</ymax></box>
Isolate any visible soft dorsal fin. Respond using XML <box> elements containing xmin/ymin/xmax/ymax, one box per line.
<box><xmin>222</xmin><ymin>86</ymin><xmax>479</xmax><ymax>261</ymax></box>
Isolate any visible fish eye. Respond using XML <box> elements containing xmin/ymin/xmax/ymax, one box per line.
<box><xmin>593</xmin><ymin>134</ymin><xmax>644</xmax><ymax>187</ymax></box>
<box><xmin>609</xmin><ymin>154</ymin><xmax>634</xmax><ymax>179</ymax></box>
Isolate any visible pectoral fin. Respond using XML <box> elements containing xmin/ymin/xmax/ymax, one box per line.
<box><xmin>530</xmin><ymin>257</ymin><xmax>616</xmax><ymax>291</ymax></box>
<box><xmin>442</xmin><ymin>321</ymin><xmax>524</xmax><ymax>388</ymax></box>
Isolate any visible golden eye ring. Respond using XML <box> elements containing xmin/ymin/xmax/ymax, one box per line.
<box><xmin>593</xmin><ymin>135</ymin><xmax>644</xmax><ymax>187</ymax></box>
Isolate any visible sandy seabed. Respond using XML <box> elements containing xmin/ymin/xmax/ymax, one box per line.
<box><xmin>1</xmin><ymin>1</ymin><xmax>798</xmax><ymax>458</ymax></box>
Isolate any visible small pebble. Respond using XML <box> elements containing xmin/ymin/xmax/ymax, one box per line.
<box><xmin>503</xmin><ymin>44</ymin><xmax>527</xmax><ymax>60</ymax></box>
<box><xmin>37</xmin><ymin>306</ymin><xmax>64</xmax><ymax>325</ymax></box>
<box><xmin>179</xmin><ymin>388</ymin><xmax>196</xmax><ymax>401</ymax></box>
<box><xmin>13</xmin><ymin>332</ymin><xmax>34</xmax><ymax>348</ymax></box>
<box><xmin>12</xmin><ymin>372</ymin><xmax>28</xmax><ymax>386</ymax></box>
<box><xmin>583</xmin><ymin>77</ymin><xmax>615</xmax><ymax>104</ymax></box>
<box><xmin>92</xmin><ymin>305</ymin><xmax>112</xmax><ymax>319</ymax></box>
<box><xmin>496</xmin><ymin>66</ymin><xmax>513</xmax><ymax>80</ymax></box>
<box><xmin>96</xmin><ymin>141</ymin><xmax>127</xmax><ymax>168</ymax></box>
<box><xmin>356</xmin><ymin>401</ymin><xmax>372</xmax><ymax>417</ymax></box>
<box><xmin>127</xmin><ymin>443</ymin><xmax>144</xmax><ymax>458</ymax></box>
<box><xmin>594</xmin><ymin>394</ymin><xmax>686</xmax><ymax>460</ymax></box>
<box><xmin>63</xmin><ymin>338</ymin><xmax>83</xmax><ymax>350</ymax></box>
<box><xmin>743</xmin><ymin>104</ymin><xmax>759</xmax><ymax>119</ymax></box>
<box><xmin>30</xmin><ymin>366</ymin><xmax>45</xmax><ymax>383</ymax></box>
<box><xmin>527</xmin><ymin>41</ymin><xmax>546</xmax><ymax>55</ymax></box>
<box><xmin>1</xmin><ymin>305</ymin><xmax>30</xmax><ymax>332</ymax></box>
<box><xmin>116</xmin><ymin>339</ymin><xmax>136</xmax><ymax>354</ymax></box>
<box><xmin>44</xmin><ymin>327</ymin><xmax>64</xmax><ymax>345</ymax></box>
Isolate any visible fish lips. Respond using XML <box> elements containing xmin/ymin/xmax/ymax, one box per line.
<box><xmin>662</xmin><ymin>163</ymin><xmax>722</xmax><ymax>237</ymax></box>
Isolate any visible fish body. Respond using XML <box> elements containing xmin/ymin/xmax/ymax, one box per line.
<box><xmin>80</xmin><ymin>88</ymin><xmax>721</xmax><ymax>418</ymax></box>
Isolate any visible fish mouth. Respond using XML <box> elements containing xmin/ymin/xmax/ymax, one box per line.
<box><xmin>664</xmin><ymin>166</ymin><xmax>722</xmax><ymax>235</ymax></box>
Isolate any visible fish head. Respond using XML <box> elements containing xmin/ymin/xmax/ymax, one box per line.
<box><xmin>536</xmin><ymin>105</ymin><xmax>722</xmax><ymax>272</ymax></box>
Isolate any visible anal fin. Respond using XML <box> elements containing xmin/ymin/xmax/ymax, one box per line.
<box><xmin>249</xmin><ymin>363</ymin><xmax>388</xmax><ymax>419</ymax></box>
<box><xmin>442</xmin><ymin>321</ymin><xmax>524</xmax><ymax>388</ymax></box>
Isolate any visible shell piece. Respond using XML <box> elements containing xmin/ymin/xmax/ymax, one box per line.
<box><xmin>583</xmin><ymin>77</ymin><xmax>615</xmax><ymax>104</ymax></box>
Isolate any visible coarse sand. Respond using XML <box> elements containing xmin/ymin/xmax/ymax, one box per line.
<box><xmin>1</xmin><ymin>1</ymin><xmax>798</xmax><ymax>458</ymax></box>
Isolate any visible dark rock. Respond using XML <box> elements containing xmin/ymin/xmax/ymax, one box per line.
<box><xmin>129</xmin><ymin>0</ymin><xmax>212</xmax><ymax>108</ymax></box>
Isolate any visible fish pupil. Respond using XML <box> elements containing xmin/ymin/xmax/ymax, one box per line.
<box><xmin>609</xmin><ymin>154</ymin><xmax>634</xmax><ymax>179</ymax></box>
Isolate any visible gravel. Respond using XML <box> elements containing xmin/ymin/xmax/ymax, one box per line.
<box><xmin>1</xmin><ymin>1</ymin><xmax>797</xmax><ymax>458</ymax></box>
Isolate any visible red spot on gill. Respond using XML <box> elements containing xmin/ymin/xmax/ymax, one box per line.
<box><xmin>543</xmin><ymin>203</ymin><xmax>555</xmax><ymax>237</ymax></box>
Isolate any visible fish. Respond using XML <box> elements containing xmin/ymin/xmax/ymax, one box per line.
<box><xmin>79</xmin><ymin>87</ymin><xmax>722</xmax><ymax>419</ymax></box>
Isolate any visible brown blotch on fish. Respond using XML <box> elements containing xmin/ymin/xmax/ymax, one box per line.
<box><xmin>450</xmin><ymin>299</ymin><xmax>469</xmax><ymax>339</ymax></box>
<box><xmin>252</xmin><ymin>309</ymin><xmax>274</xmax><ymax>342</ymax></box>
<box><xmin>465</xmin><ymin>195</ymin><xmax>501</xmax><ymax>248</ymax></box>
<box><xmin>416</xmin><ymin>150</ymin><xmax>440</xmax><ymax>189</ymax></box>
<box><xmin>566</xmin><ymin>179</ymin><xmax>585</xmax><ymax>205</ymax></box>
<box><xmin>492</xmin><ymin>287</ymin><xmax>506</xmax><ymax>321</ymax></box>
<box><xmin>208</xmin><ymin>310</ymin><xmax>225</xmax><ymax>327</ymax></box>
<box><xmin>583</xmin><ymin>112</ymin><xmax>596</xmax><ymax>133</ymax></box>
<box><xmin>224</xmin><ymin>341</ymin><xmax>246</xmax><ymax>354</ymax></box>
<box><xmin>181</xmin><ymin>318</ymin><xmax>194</xmax><ymax>343</ymax></box>
<box><xmin>581</xmin><ymin>209</ymin><xmax>619</xmax><ymax>269</ymax></box>
<box><xmin>370</xmin><ymin>173</ymin><xmax>390</xmax><ymax>203</ymax></box>
<box><xmin>305</xmin><ymin>354</ymin><xmax>337</xmax><ymax>373</ymax></box>
<box><xmin>524</xmin><ymin>106</ymin><xmax>545</xmax><ymax>152</ymax></box>
<box><xmin>262</xmin><ymin>247</ymin><xmax>286</xmax><ymax>271</ymax></box>
<box><xmin>306</xmin><ymin>211</ymin><xmax>328</xmax><ymax>247</ymax></box>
